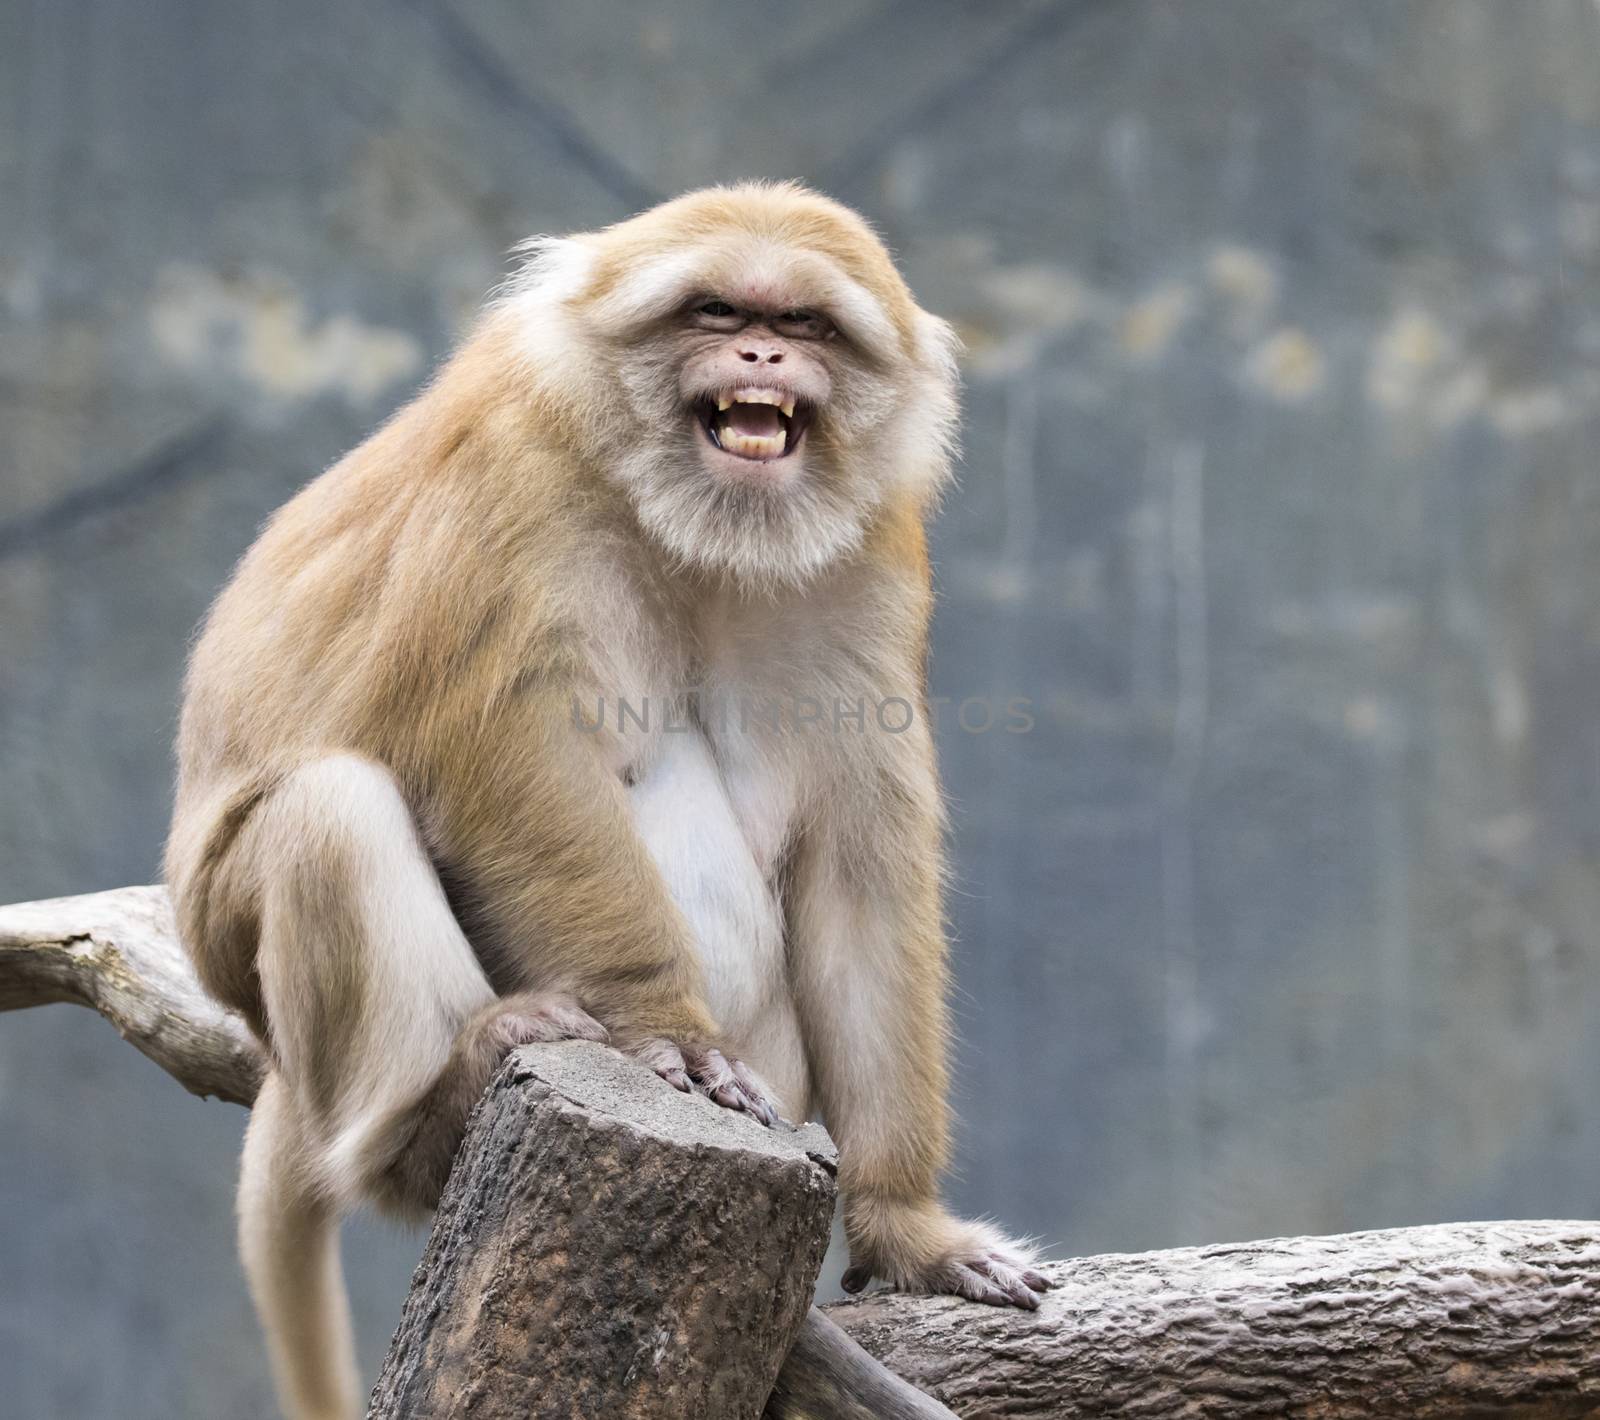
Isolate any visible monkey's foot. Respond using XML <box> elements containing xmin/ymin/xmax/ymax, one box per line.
<box><xmin>365</xmin><ymin>993</ymin><xmax>610</xmax><ymax>1217</ymax></box>
<box><xmin>843</xmin><ymin>1217</ymin><xmax>1053</xmax><ymax>1310</ymax></box>
<box><xmin>483</xmin><ymin>991</ymin><xmax>610</xmax><ymax>1051</ymax></box>
<box><xmin>629</xmin><ymin>1038</ymin><xmax>778</xmax><ymax>1127</ymax></box>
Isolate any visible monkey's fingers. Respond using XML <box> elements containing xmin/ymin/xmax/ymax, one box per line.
<box><xmin>682</xmin><ymin>1045</ymin><xmax>778</xmax><ymax>1127</ymax></box>
<box><xmin>842</xmin><ymin>1259</ymin><xmax>1036</xmax><ymax>1309</ymax></box>
<box><xmin>945</xmin><ymin>1260</ymin><xmax>1039</xmax><ymax>1309</ymax></box>
<box><xmin>968</xmin><ymin>1254</ymin><xmax>1052</xmax><ymax>1306</ymax></box>
<box><xmin>728</xmin><ymin>1058</ymin><xmax>781</xmax><ymax>1127</ymax></box>
<box><xmin>627</xmin><ymin>1037</ymin><xmax>693</xmax><ymax>1092</ymax></box>
<box><xmin>967</xmin><ymin>1244</ymin><xmax>1055</xmax><ymax>1292</ymax></box>
<box><xmin>911</xmin><ymin>1252</ymin><xmax>1041</xmax><ymax>1310</ymax></box>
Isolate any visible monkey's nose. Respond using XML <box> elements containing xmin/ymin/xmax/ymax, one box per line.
<box><xmin>737</xmin><ymin>345</ymin><xmax>784</xmax><ymax>364</ymax></box>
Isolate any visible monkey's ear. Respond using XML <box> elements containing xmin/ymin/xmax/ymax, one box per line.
<box><xmin>499</xmin><ymin>237</ymin><xmax>603</xmax><ymax>380</ymax></box>
<box><xmin>914</xmin><ymin>310</ymin><xmax>963</xmax><ymax>383</ymax></box>
<box><xmin>503</xmin><ymin>236</ymin><xmax>597</xmax><ymax>306</ymax></box>
<box><xmin>890</xmin><ymin>309</ymin><xmax>962</xmax><ymax>499</ymax></box>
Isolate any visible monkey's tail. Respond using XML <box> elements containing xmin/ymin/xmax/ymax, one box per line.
<box><xmin>238</xmin><ymin>1074</ymin><xmax>362</xmax><ymax>1420</ymax></box>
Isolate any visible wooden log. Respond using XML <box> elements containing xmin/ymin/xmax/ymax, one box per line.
<box><xmin>764</xmin><ymin>1309</ymin><xmax>959</xmax><ymax>1420</ymax></box>
<box><xmin>824</xmin><ymin>1220</ymin><xmax>1600</xmax><ymax>1417</ymax></box>
<box><xmin>0</xmin><ymin>885</ymin><xmax>956</xmax><ymax>1417</ymax></box>
<box><xmin>8</xmin><ymin>886</ymin><xmax>1600</xmax><ymax>1417</ymax></box>
<box><xmin>368</xmin><ymin>1039</ymin><xmax>838</xmax><ymax>1419</ymax></box>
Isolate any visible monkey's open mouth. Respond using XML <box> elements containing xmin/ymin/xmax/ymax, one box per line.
<box><xmin>696</xmin><ymin>387</ymin><xmax>813</xmax><ymax>461</ymax></box>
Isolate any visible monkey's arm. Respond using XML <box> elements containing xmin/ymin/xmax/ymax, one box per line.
<box><xmin>787</xmin><ymin>722</ymin><xmax>952</xmax><ymax>1248</ymax></box>
<box><xmin>787</xmin><ymin>723</ymin><xmax>1047</xmax><ymax>1309</ymax></box>
<box><xmin>416</xmin><ymin>692</ymin><xmax>718</xmax><ymax>1051</ymax></box>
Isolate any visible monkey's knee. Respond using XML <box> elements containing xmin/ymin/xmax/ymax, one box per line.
<box><xmin>361</xmin><ymin>991</ymin><xmax>608</xmax><ymax>1218</ymax></box>
<box><xmin>251</xmin><ymin>754</ymin><xmax>495</xmax><ymax>1118</ymax></box>
<box><xmin>266</xmin><ymin>754</ymin><xmax>416</xmax><ymax>906</ymax></box>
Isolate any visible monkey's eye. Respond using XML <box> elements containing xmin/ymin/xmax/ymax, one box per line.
<box><xmin>773</xmin><ymin>309</ymin><xmax>831</xmax><ymax>340</ymax></box>
<box><xmin>690</xmin><ymin>299</ymin><xmax>745</xmax><ymax>331</ymax></box>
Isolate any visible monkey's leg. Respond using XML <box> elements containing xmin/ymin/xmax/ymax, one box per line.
<box><xmin>362</xmin><ymin>987</ymin><xmax>608</xmax><ymax>1214</ymax></box>
<box><xmin>233</xmin><ymin>755</ymin><xmax>605</xmax><ymax>1420</ymax></box>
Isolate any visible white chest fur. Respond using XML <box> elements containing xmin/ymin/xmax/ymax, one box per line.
<box><xmin>601</xmin><ymin>589</ymin><xmax>822</xmax><ymax>1111</ymax></box>
<box><xmin>626</xmin><ymin>721</ymin><xmax>792</xmax><ymax>1040</ymax></box>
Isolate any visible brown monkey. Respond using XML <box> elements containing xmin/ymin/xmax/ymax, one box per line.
<box><xmin>166</xmin><ymin>182</ymin><xmax>1047</xmax><ymax>1420</ymax></box>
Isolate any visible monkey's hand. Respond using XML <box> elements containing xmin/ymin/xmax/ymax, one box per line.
<box><xmin>628</xmin><ymin>1038</ymin><xmax>779</xmax><ymax>1127</ymax></box>
<box><xmin>842</xmin><ymin>1206</ymin><xmax>1052</xmax><ymax>1310</ymax></box>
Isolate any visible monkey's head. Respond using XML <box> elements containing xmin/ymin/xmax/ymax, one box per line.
<box><xmin>507</xmin><ymin>183</ymin><xmax>960</xmax><ymax>587</ymax></box>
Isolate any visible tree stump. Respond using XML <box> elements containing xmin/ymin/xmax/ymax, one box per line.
<box><xmin>9</xmin><ymin>887</ymin><xmax>1600</xmax><ymax>1418</ymax></box>
<box><xmin>368</xmin><ymin>1040</ymin><xmax>838</xmax><ymax>1419</ymax></box>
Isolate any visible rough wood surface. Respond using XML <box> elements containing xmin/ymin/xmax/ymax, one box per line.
<box><xmin>0</xmin><ymin>884</ymin><xmax>263</xmax><ymax>1105</ymax></box>
<box><xmin>764</xmin><ymin>1309</ymin><xmax>957</xmax><ymax>1420</ymax></box>
<box><xmin>825</xmin><ymin>1220</ymin><xmax>1600</xmax><ymax>1418</ymax></box>
<box><xmin>8</xmin><ymin>885</ymin><xmax>1600</xmax><ymax>1418</ymax></box>
<box><xmin>369</xmin><ymin>1040</ymin><xmax>838</xmax><ymax>1420</ymax></box>
<box><xmin>0</xmin><ymin>885</ymin><xmax>952</xmax><ymax>1416</ymax></box>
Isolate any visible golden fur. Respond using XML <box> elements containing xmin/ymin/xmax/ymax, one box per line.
<box><xmin>167</xmin><ymin>182</ymin><xmax>1042</xmax><ymax>1420</ymax></box>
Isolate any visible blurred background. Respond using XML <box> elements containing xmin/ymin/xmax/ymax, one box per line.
<box><xmin>5</xmin><ymin>0</ymin><xmax>1600</xmax><ymax>1413</ymax></box>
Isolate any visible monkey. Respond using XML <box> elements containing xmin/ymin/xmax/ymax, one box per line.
<box><xmin>165</xmin><ymin>181</ymin><xmax>1048</xmax><ymax>1420</ymax></box>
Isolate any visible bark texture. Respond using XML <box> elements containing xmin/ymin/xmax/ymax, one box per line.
<box><xmin>825</xmin><ymin>1220</ymin><xmax>1600</xmax><ymax>1418</ymax></box>
<box><xmin>368</xmin><ymin>1040</ymin><xmax>838</xmax><ymax>1420</ymax></box>
<box><xmin>764</xmin><ymin>1310</ymin><xmax>958</xmax><ymax>1420</ymax></box>
<box><xmin>0</xmin><ymin>885</ymin><xmax>950</xmax><ymax>1416</ymax></box>
<box><xmin>0</xmin><ymin>884</ymin><xmax>263</xmax><ymax>1104</ymax></box>
<box><xmin>8</xmin><ymin>885</ymin><xmax>1600</xmax><ymax>1418</ymax></box>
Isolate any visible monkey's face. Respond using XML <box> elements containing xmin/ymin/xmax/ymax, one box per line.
<box><xmin>513</xmin><ymin>184</ymin><xmax>960</xmax><ymax>587</ymax></box>
<box><xmin>677</xmin><ymin>302</ymin><xmax>833</xmax><ymax>481</ymax></box>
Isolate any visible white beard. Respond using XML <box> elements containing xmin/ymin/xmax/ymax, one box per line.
<box><xmin>613</xmin><ymin>442</ymin><xmax>878</xmax><ymax>589</ymax></box>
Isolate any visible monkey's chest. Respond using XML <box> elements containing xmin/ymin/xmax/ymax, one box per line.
<box><xmin>625</xmin><ymin>726</ymin><xmax>793</xmax><ymax>1035</ymax></box>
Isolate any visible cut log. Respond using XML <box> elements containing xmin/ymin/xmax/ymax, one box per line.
<box><xmin>824</xmin><ymin>1219</ymin><xmax>1600</xmax><ymax>1417</ymax></box>
<box><xmin>368</xmin><ymin>1040</ymin><xmax>838</xmax><ymax>1419</ymax></box>
<box><xmin>0</xmin><ymin>885</ymin><xmax>956</xmax><ymax>1418</ymax></box>
<box><xmin>7</xmin><ymin>885</ymin><xmax>1600</xmax><ymax>1418</ymax></box>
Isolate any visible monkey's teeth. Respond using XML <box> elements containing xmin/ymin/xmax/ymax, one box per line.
<box><xmin>708</xmin><ymin>387</ymin><xmax>795</xmax><ymax>459</ymax></box>
<box><xmin>709</xmin><ymin>388</ymin><xmax>796</xmax><ymax>418</ymax></box>
<box><xmin>717</xmin><ymin>427</ymin><xmax>788</xmax><ymax>459</ymax></box>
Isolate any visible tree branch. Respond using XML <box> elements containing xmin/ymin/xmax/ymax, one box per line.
<box><xmin>5</xmin><ymin>884</ymin><xmax>1600</xmax><ymax>1418</ymax></box>
<box><xmin>0</xmin><ymin>884</ymin><xmax>262</xmax><ymax>1105</ymax></box>
<box><xmin>0</xmin><ymin>887</ymin><xmax>954</xmax><ymax>1417</ymax></box>
<box><xmin>369</xmin><ymin>1039</ymin><xmax>840</xmax><ymax>1418</ymax></box>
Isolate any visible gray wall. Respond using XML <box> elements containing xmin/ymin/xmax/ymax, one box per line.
<box><xmin>6</xmin><ymin>0</ymin><xmax>1600</xmax><ymax>1413</ymax></box>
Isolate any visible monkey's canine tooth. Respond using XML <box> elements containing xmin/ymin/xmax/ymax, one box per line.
<box><xmin>716</xmin><ymin>394</ymin><xmax>733</xmax><ymax>411</ymax></box>
<box><xmin>780</xmin><ymin>399</ymin><xmax>795</xmax><ymax>418</ymax></box>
